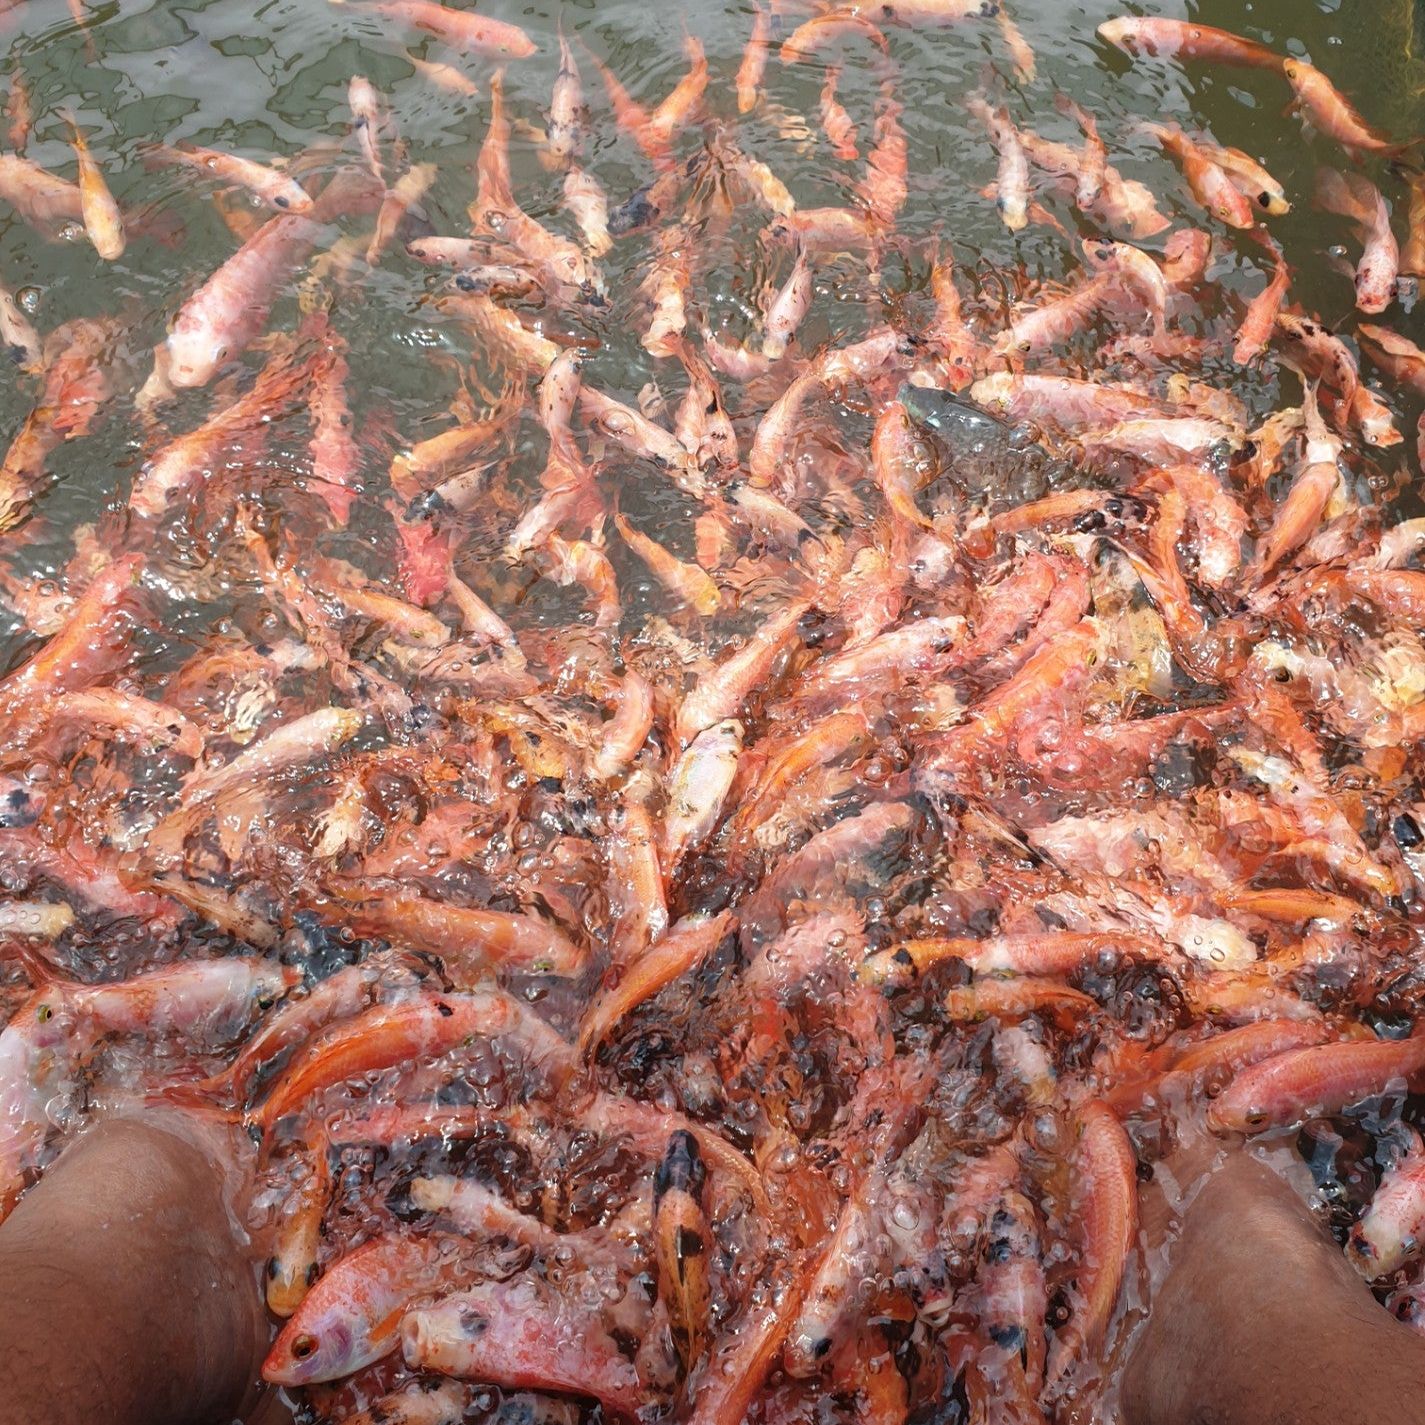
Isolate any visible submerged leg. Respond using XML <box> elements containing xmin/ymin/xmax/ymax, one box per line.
<box><xmin>0</xmin><ymin>1116</ymin><xmax>275</xmax><ymax>1425</ymax></box>
<box><xmin>1123</xmin><ymin>1151</ymin><xmax>1425</xmax><ymax>1425</ymax></box>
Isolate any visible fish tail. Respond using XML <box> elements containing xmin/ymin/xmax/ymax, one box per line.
<box><xmin>149</xmin><ymin>1072</ymin><xmax>236</xmax><ymax>1111</ymax></box>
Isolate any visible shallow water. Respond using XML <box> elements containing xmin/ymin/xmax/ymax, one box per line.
<box><xmin>1</xmin><ymin>0</ymin><xmax>1422</xmax><ymax>606</ymax></box>
<box><xmin>3</xmin><ymin>0</ymin><xmax>1425</xmax><ymax>1422</ymax></box>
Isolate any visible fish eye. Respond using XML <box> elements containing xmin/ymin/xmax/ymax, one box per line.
<box><xmin>1245</xmin><ymin>1110</ymin><xmax>1268</xmax><ymax>1128</ymax></box>
<box><xmin>274</xmin><ymin>195</ymin><xmax>290</xmax><ymax>209</ymax></box>
<box><xmin>1258</xmin><ymin>192</ymin><xmax>1272</xmax><ymax>208</ymax></box>
<box><xmin>35</xmin><ymin>1003</ymin><xmax>52</xmax><ymax>1023</ymax></box>
<box><xmin>291</xmin><ymin>1334</ymin><xmax>318</xmax><ymax>1360</ymax></box>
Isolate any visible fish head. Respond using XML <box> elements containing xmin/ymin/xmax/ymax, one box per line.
<box><xmin>252</xmin><ymin>962</ymin><xmax>304</xmax><ymax>1014</ymax></box>
<box><xmin>165</xmin><ymin>320</ymin><xmax>226</xmax><ymax>389</ymax></box>
<box><xmin>263</xmin><ymin>1304</ymin><xmax>363</xmax><ymax>1385</ymax></box>
<box><xmin>1080</xmin><ymin>237</ymin><xmax>1118</xmax><ymax>270</ymax></box>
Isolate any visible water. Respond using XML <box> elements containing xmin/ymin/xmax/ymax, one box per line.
<box><xmin>1</xmin><ymin>0</ymin><xmax>1421</xmax><ymax>600</ymax></box>
<box><xmin>3</xmin><ymin>0</ymin><xmax>1425</xmax><ymax>1422</ymax></box>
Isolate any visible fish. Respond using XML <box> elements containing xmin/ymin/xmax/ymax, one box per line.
<box><xmin>328</xmin><ymin>0</ymin><xmax>537</xmax><ymax>59</ymax></box>
<box><xmin>968</xmin><ymin>95</ymin><xmax>1029</xmax><ymax>232</ymax></box>
<box><xmin>164</xmin><ymin>210</ymin><xmax>323</xmax><ymax>387</ymax></box>
<box><xmin>1284</xmin><ymin>58</ymin><xmax>1405</xmax><ymax>155</ymax></box>
<box><xmin>5</xmin><ymin>66</ymin><xmax>30</xmax><ymax>153</ymax></box>
<box><xmin>663</xmin><ymin>718</ymin><xmax>743</xmax><ymax>871</ymax></box>
<box><xmin>1097</xmin><ymin>16</ymin><xmax>1285</xmax><ymax>70</ymax></box>
<box><xmin>1316</xmin><ymin>167</ymin><xmax>1398</xmax><ymax>312</ymax></box>
<box><xmin>347</xmin><ymin>76</ymin><xmax>388</xmax><ymax>185</ymax></box>
<box><xmin>1208</xmin><ymin>1032</ymin><xmax>1425</xmax><ymax>1134</ymax></box>
<box><xmin>654</xmin><ymin>1130</ymin><xmax>712</xmax><ymax>1369</ymax></box>
<box><xmin>1054</xmin><ymin>92</ymin><xmax>1106</xmax><ymax>210</ymax></box>
<box><xmin>673</xmin><ymin>602</ymin><xmax>808</xmax><ymax>747</ymax></box>
<box><xmin>1233</xmin><ymin>238</ymin><xmax>1291</xmax><ymax>364</ymax></box>
<box><xmin>266</xmin><ymin>1139</ymin><xmax>333</xmax><ymax>1317</ymax></box>
<box><xmin>1347</xmin><ymin>1129</ymin><xmax>1425</xmax><ymax>1277</ymax></box>
<box><xmin>61</xmin><ymin>108</ymin><xmax>124</xmax><ymax>259</ymax></box>
<box><xmin>1019</xmin><ymin>129</ymin><xmax>1171</xmax><ymax>238</ymax></box>
<box><xmin>0</xmin><ymin>316</ymin><xmax>112</xmax><ymax>530</ymax></box>
<box><xmin>996</xmin><ymin>4</ymin><xmax>1036</xmax><ymax>83</ymax></box>
<box><xmin>780</xmin><ymin>13</ymin><xmax>889</xmax><ymax>66</ymax></box>
<box><xmin>8</xmin><ymin>13</ymin><xmax>1425</xmax><ymax>1423</ymax></box>
<box><xmin>128</xmin><ymin>344</ymin><xmax>316</xmax><ymax>517</ymax></box>
<box><xmin>579</xmin><ymin>910</ymin><xmax>732</xmax><ymax>1055</ymax></box>
<box><xmin>762</xmin><ymin>243</ymin><xmax>814</xmax><ymax>361</ymax></box>
<box><xmin>1141</xmin><ymin>121</ymin><xmax>1257</xmax><ymax>229</ymax></box>
<box><xmin>141</xmin><ymin>142</ymin><xmax>314</xmax><ymax>211</ymax></box>
<box><xmin>250</xmin><ymin>990</ymin><xmax>574</xmax><ymax>1133</ymax></box>
<box><xmin>1198</xmin><ymin>139</ymin><xmax>1289</xmax><ymax>216</ymax></box>
<box><xmin>0</xmin><ymin>152</ymin><xmax>83</xmax><ymax>233</ymax></box>
<box><xmin>407</xmin><ymin>52</ymin><xmax>479</xmax><ymax>98</ymax></box>
<box><xmin>472</xmin><ymin>71</ymin><xmax>605</xmax><ymax>304</ymax></box>
<box><xmin>264</xmin><ymin>1234</ymin><xmax>466</xmax><ymax>1384</ymax></box>
<box><xmin>401</xmin><ymin>1277</ymin><xmax>643</xmax><ymax>1415</ymax></box>
<box><xmin>546</xmin><ymin>25</ymin><xmax>585</xmax><ymax>167</ymax></box>
<box><xmin>1044</xmin><ymin>1103</ymin><xmax>1138</xmax><ymax>1385</ymax></box>
<box><xmin>818</xmin><ymin>66</ymin><xmax>859</xmax><ymax>163</ymax></box>
<box><xmin>331</xmin><ymin>887</ymin><xmax>588</xmax><ymax>977</ymax></box>
<box><xmin>737</xmin><ymin>2</ymin><xmax>772</xmax><ymax>113</ymax></box>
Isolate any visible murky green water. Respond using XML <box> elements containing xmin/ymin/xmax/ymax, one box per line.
<box><xmin>1</xmin><ymin>0</ymin><xmax>1422</xmax><ymax>656</ymax></box>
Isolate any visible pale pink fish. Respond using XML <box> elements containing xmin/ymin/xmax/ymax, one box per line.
<box><xmin>1020</xmin><ymin>129</ymin><xmax>1171</xmax><ymax>239</ymax></box>
<box><xmin>967</xmin><ymin>94</ymin><xmax>1028</xmax><ymax>231</ymax></box>
<box><xmin>401</xmin><ymin>1277</ymin><xmax>642</xmax><ymax>1416</ymax></box>
<box><xmin>165</xmin><ymin>212</ymin><xmax>320</xmax><ymax>387</ymax></box>
<box><xmin>177</xmin><ymin>706</ymin><xmax>364</xmax><ymax>809</ymax></box>
<box><xmin>329</xmin><ymin>0</ymin><xmax>537</xmax><ymax>60</ymax></box>
<box><xmin>970</xmin><ymin>371</ymin><xmax>1161</xmax><ymax>430</ymax></box>
<box><xmin>997</xmin><ymin>3</ymin><xmax>1036</xmax><ymax>82</ymax></box>
<box><xmin>737</xmin><ymin>1</ymin><xmax>772</xmax><ymax>113</ymax></box>
<box><xmin>1316</xmin><ymin>166</ymin><xmax>1398</xmax><ymax>313</ymax></box>
<box><xmin>762</xmin><ymin>244</ymin><xmax>814</xmax><ymax>360</ymax></box>
<box><xmin>367</xmin><ymin>162</ymin><xmax>436</xmax><ymax>264</ymax></box>
<box><xmin>1080</xmin><ymin>416</ymin><xmax>1239</xmax><ymax>464</ymax></box>
<box><xmin>0</xmin><ymin>152</ymin><xmax>83</xmax><ymax>233</ymax></box>
<box><xmin>546</xmin><ymin>24</ymin><xmax>585</xmax><ymax>167</ymax></box>
<box><xmin>561</xmin><ymin>165</ymin><xmax>612</xmax><ymax>255</ymax></box>
<box><xmin>819</xmin><ymin>64</ymin><xmax>859</xmax><ymax>162</ymax></box>
<box><xmin>3</xmin><ymin>957</ymin><xmax>298</xmax><ymax>1219</ymax></box>
<box><xmin>407</xmin><ymin>53</ymin><xmax>479</xmax><ymax>98</ymax></box>
<box><xmin>994</xmin><ymin>273</ymin><xmax>1112</xmax><ymax>356</ymax></box>
<box><xmin>674</xmin><ymin>601</ymin><xmax>809</xmax><ymax>747</ymax></box>
<box><xmin>578</xmin><ymin>385</ymin><xmax>701</xmax><ymax>492</ymax></box>
<box><xmin>1054</xmin><ymin>92</ymin><xmax>1106</xmax><ymax>209</ymax></box>
<box><xmin>1081</xmin><ymin>237</ymin><xmax>1169</xmax><ymax>341</ymax></box>
<box><xmin>663</xmin><ymin>718</ymin><xmax>743</xmax><ymax>872</ymax></box>
<box><xmin>142</xmin><ymin>141</ymin><xmax>314</xmax><ymax>212</ymax></box>
<box><xmin>308</xmin><ymin>320</ymin><xmax>361</xmax><ymax>524</ymax></box>
<box><xmin>347</xmin><ymin>76</ymin><xmax>389</xmax><ymax>185</ymax></box>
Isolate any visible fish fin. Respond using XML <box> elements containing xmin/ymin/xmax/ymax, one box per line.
<box><xmin>13</xmin><ymin>941</ymin><xmax>72</xmax><ymax>989</ymax></box>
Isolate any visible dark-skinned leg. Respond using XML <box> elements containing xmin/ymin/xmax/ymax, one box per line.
<box><xmin>0</xmin><ymin>1116</ymin><xmax>277</xmax><ymax>1425</ymax></box>
<box><xmin>1123</xmin><ymin>1151</ymin><xmax>1425</xmax><ymax>1425</ymax></box>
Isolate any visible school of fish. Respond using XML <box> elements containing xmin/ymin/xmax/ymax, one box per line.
<box><xmin>3</xmin><ymin>1</ymin><xmax>1425</xmax><ymax>1421</ymax></box>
